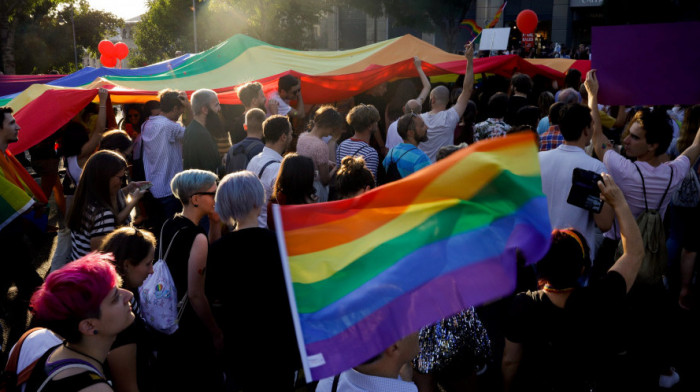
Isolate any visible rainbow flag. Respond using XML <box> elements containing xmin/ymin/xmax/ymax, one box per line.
<box><xmin>460</xmin><ymin>19</ymin><xmax>482</xmax><ymax>37</ymax></box>
<box><xmin>272</xmin><ymin>133</ymin><xmax>551</xmax><ymax>380</ymax></box>
<box><xmin>486</xmin><ymin>1</ymin><xmax>508</xmax><ymax>28</ymax></box>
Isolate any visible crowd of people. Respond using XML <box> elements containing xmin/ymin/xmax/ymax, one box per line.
<box><xmin>1</xmin><ymin>40</ymin><xmax>699</xmax><ymax>392</ymax></box>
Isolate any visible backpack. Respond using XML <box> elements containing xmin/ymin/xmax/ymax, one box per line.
<box><xmin>615</xmin><ymin>164</ymin><xmax>673</xmax><ymax>285</ymax></box>
<box><xmin>378</xmin><ymin>147</ymin><xmax>416</xmax><ymax>185</ymax></box>
<box><xmin>0</xmin><ymin>328</ymin><xmax>43</xmax><ymax>392</ymax></box>
<box><xmin>224</xmin><ymin>140</ymin><xmax>261</xmax><ymax>174</ymax></box>
<box><xmin>671</xmin><ymin>165</ymin><xmax>700</xmax><ymax>207</ymax></box>
<box><xmin>138</xmin><ymin>224</ymin><xmax>188</xmax><ymax>335</ymax></box>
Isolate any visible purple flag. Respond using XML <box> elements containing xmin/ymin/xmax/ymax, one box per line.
<box><xmin>592</xmin><ymin>22</ymin><xmax>700</xmax><ymax>106</ymax></box>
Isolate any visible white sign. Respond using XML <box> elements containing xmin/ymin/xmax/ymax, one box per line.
<box><xmin>479</xmin><ymin>28</ymin><xmax>511</xmax><ymax>51</ymax></box>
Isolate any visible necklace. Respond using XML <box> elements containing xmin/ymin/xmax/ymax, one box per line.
<box><xmin>62</xmin><ymin>341</ymin><xmax>104</xmax><ymax>366</ymax></box>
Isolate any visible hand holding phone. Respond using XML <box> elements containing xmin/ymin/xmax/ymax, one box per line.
<box><xmin>567</xmin><ymin>168</ymin><xmax>604</xmax><ymax>213</ymax></box>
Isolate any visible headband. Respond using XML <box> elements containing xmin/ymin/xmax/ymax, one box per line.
<box><xmin>559</xmin><ymin>229</ymin><xmax>586</xmax><ymax>258</ymax></box>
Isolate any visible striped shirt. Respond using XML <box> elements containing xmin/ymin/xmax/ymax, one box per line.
<box><xmin>141</xmin><ymin>115</ymin><xmax>186</xmax><ymax>198</ymax></box>
<box><xmin>70</xmin><ymin>205</ymin><xmax>115</xmax><ymax>260</ymax></box>
<box><xmin>336</xmin><ymin>138</ymin><xmax>379</xmax><ymax>178</ymax></box>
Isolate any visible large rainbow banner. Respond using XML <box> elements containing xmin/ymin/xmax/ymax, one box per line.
<box><xmin>272</xmin><ymin>133</ymin><xmax>551</xmax><ymax>380</ymax></box>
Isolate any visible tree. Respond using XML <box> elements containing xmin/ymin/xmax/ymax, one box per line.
<box><xmin>227</xmin><ymin>0</ymin><xmax>333</xmax><ymax>49</ymax></box>
<box><xmin>345</xmin><ymin>0</ymin><xmax>474</xmax><ymax>53</ymax></box>
<box><xmin>132</xmin><ymin>0</ymin><xmax>333</xmax><ymax>65</ymax></box>
<box><xmin>2</xmin><ymin>0</ymin><xmax>122</xmax><ymax>74</ymax></box>
<box><xmin>1</xmin><ymin>0</ymin><xmax>62</xmax><ymax>74</ymax></box>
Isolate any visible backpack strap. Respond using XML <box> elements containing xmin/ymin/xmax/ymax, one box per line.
<box><xmin>158</xmin><ymin>220</ymin><xmax>183</xmax><ymax>261</ymax></box>
<box><xmin>634</xmin><ymin>163</ymin><xmax>649</xmax><ymax>211</ymax></box>
<box><xmin>351</xmin><ymin>144</ymin><xmax>366</xmax><ymax>157</ymax></box>
<box><xmin>392</xmin><ymin>146</ymin><xmax>417</xmax><ymax>164</ymax></box>
<box><xmin>633</xmin><ymin>163</ymin><xmax>674</xmax><ymax>211</ymax></box>
<box><xmin>331</xmin><ymin>374</ymin><xmax>341</xmax><ymax>392</ymax></box>
<box><xmin>243</xmin><ymin>139</ymin><xmax>259</xmax><ymax>156</ymax></box>
<box><xmin>258</xmin><ymin>160</ymin><xmax>280</xmax><ymax>179</ymax></box>
<box><xmin>657</xmin><ymin>167</ymin><xmax>673</xmax><ymax>210</ymax></box>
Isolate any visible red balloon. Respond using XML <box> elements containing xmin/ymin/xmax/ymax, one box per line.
<box><xmin>98</xmin><ymin>40</ymin><xmax>116</xmax><ymax>57</ymax></box>
<box><xmin>516</xmin><ymin>9</ymin><xmax>538</xmax><ymax>34</ymax></box>
<box><xmin>100</xmin><ymin>55</ymin><xmax>117</xmax><ymax>68</ymax></box>
<box><xmin>114</xmin><ymin>42</ymin><xmax>129</xmax><ymax>60</ymax></box>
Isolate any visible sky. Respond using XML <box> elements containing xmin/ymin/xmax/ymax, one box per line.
<box><xmin>87</xmin><ymin>0</ymin><xmax>149</xmax><ymax>20</ymax></box>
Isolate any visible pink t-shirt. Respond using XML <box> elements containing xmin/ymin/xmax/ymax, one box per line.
<box><xmin>296</xmin><ymin>133</ymin><xmax>331</xmax><ymax>180</ymax></box>
<box><xmin>603</xmin><ymin>149</ymin><xmax>690</xmax><ymax>238</ymax></box>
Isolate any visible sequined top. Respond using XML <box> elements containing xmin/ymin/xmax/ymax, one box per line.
<box><xmin>412</xmin><ymin>307</ymin><xmax>492</xmax><ymax>374</ymax></box>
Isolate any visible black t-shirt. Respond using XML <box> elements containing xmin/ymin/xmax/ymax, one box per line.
<box><xmin>206</xmin><ymin>227</ymin><xmax>300</xmax><ymax>390</ymax></box>
<box><xmin>505</xmin><ymin>271</ymin><xmax>627</xmax><ymax>392</ymax></box>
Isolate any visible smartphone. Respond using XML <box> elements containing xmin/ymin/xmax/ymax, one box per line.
<box><xmin>567</xmin><ymin>168</ymin><xmax>604</xmax><ymax>213</ymax></box>
<box><xmin>138</xmin><ymin>183</ymin><xmax>153</xmax><ymax>191</ymax></box>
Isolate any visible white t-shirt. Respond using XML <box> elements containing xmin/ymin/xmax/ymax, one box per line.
<box><xmin>247</xmin><ymin>147</ymin><xmax>283</xmax><ymax>228</ymax></box>
<box><xmin>268</xmin><ymin>91</ymin><xmax>292</xmax><ymax>116</ymax></box>
<box><xmin>418</xmin><ymin>108</ymin><xmax>460</xmax><ymax>162</ymax></box>
<box><xmin>539</xmin><ymin>144</ymin><xmax>608</xmax><ymax>257</ymax></box>
<box><xmin>603</xmin><ymin>149</ymin><xmax>690</xmax><ymax>238</ymax></box>
<box><xmin>316</xmin><ymin>368</ymin><xmax>418</xmax><ymax>392</ymax></box>
<box><xmin>385</xmin><ymin>119</ymin><xmax>402</xmax><ymax>150</ymax></box>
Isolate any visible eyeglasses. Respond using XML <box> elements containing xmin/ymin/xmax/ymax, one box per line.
<box><xmin>191</xmin><ymin>191</ymin><xmax>216</xmax><ymax>197</ymax></box>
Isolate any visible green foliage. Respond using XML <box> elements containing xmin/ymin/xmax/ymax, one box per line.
<box><xmin>133</xmin><ymin>0</ymin><xmax>333</xmax><ymax>64</ymax></box>
<box><xmin>12</xmin><ymin>0</ymin><xmax>122</xmax><ymax>74</ymax></box>
<box><xmin>229</xmin><ymin>0</ymin><xmax>333</xmax><ymax>49</ymax></box>
<box><xmin>132</xmin><ymin>0</ymin><xmax>247</xmax><ymax>65</ymax></box>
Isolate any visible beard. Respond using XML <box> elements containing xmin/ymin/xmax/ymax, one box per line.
<box><xmin>206</xmin><ymin>111</ymin><xmax>226</xmax><ymax>138</ymax></box>
<box><xmin>418</xmin><ymin>132</ymin><xmax>429</xmax><ymax>143</ymax></box>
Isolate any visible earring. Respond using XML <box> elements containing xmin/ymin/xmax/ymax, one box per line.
<box><xmin>93</xmin><ymin>330</ymin><xmax>98</xmax><ymax>335</ymax></box>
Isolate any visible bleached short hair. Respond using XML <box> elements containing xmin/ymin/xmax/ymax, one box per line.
<box><xmin>215</xmin><ymin>171</ymin><xmax>265</xmax><ymax>224</ymax></box>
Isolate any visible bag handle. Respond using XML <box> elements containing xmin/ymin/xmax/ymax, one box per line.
<box><xmin>634</xmin><ymin>163</ymin><xmax>673</xmax><ymax>211</ymax></box>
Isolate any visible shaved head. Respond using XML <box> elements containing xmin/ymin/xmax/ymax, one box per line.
<box><xmin>404</xmin><ymin>99</ymin><xmax>422</xmax><ymax>114</ymax></box>
<box><xmin>430</xmin><ymin>86</ymin><xmax>450</xmax><ymax>107</ymax></box>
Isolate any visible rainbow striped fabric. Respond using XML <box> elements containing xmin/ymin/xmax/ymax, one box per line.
<box><xmin>487</xmin><ymin>1</ymin><xmax>508</xmax><ymax>28</ymax></box>
<box><xmin>272</xmin><ymin>133</ymin><xmax>551</xmax><ymax>380</ymax></box>
<box><xmin>460</xmin><ymin>19</ymin><xmax>483</xmax><ymax>37</ymax></box>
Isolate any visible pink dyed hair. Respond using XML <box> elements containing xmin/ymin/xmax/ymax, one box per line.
<box><xmin>30</xmin><ymin>253</ymin><xmax>121</xmax><ymax>341</ymax></box>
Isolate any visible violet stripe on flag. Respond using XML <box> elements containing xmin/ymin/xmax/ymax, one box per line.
<box><xmin>274</xmin><ymin>133</ymin><xmax>551</xmax><ymax>381</ymax></box>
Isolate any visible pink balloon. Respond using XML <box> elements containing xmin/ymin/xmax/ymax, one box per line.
<box><xmin>98</xmin><ymin>40</ymin><xmax>116</xmax><ymax>57</ymax></box>
<box><xmin>114</xmin><ymin>42</ymin><xmax>129</xmax><ymax>60</ymax></box>
<box><xmin>100</xmin><ymin>54</ymin><xmax>117</xmax><ymax>68</ymax></box>
<box><xmin>516</xmin><ymin>10</ymin><xmax>538</xmax><ymax>34</ymax></box>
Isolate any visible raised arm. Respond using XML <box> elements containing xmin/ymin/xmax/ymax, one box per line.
<box><xmin>413</xmin><ymin>56</ymin><xmax>431</xmax><ymax>105</ymax></box>
<box><xmin>680</xmin><ymin>125</ymin><xmax>700</xmax><ymax>165</ymax></box>
<box><xmin>599</xmin><ymin>173</ymin><xmax>644</xmax><ymax>292</ymax></box>
<box><xmin>289</xmin><ymin>89</ymin><xmax>305</xmax><ymax>119</ymax></box>
<box><xmin>452</xmin><ymin>43</ymin><xmax>474</xmax><ymax>117</ymax></box>
<box><xmin>179</xmin><ymin>92</ymin><xmax>193</xmax><ymax>126</ymax></box>
<box><xmin>78</xmin><ymin>88</ymin><xmax>110</xmax><ymax>165</ymax></box>
<box><xmin>585</xmin><ymin>70</ymin><xmax>614</xmax><ymax>161</ymax></box>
